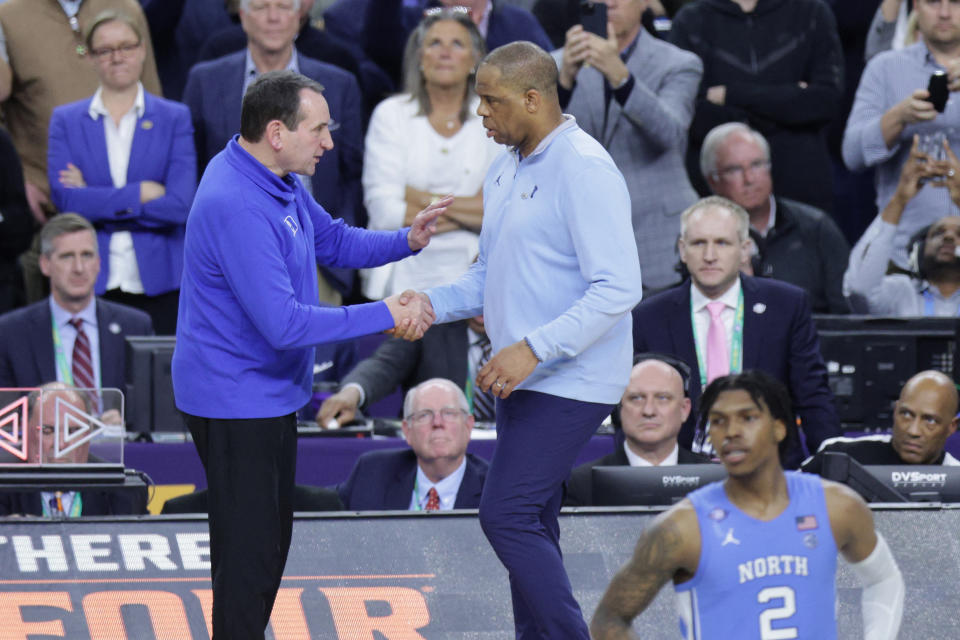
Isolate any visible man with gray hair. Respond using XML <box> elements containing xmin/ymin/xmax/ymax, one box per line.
<box><xmin>0</xmin><ymin>213</ymin><xmax>152</xmax><ymax>391</ymax></box>
<box><xmin>702</xmin><ymin>122</ymin><xmax>850</xmax><ymax>313</ymax></box>
<box><xmin>633</xmin><ymin>196</ymin><xmax>841</xmax><ymax>468</ymax></box>
<box><xmin>335</xmin><ymin>377</ymin><xmax>488</xmax><ymax>510</ymax></box>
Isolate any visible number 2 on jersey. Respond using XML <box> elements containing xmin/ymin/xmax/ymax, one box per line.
<box><xmin>757</xmin><ymin>586</ymin><xmax>798</xmax><ymax>639</ymax></box>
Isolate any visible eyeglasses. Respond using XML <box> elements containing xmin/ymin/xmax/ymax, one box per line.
<box><xmin>90</xmin><ymin>42</ymin><xmax>141</xmax><ymax>60</ymax></box>
<box><xmin>424</xmin><ymin>5</ymin><xmax>471</xmax><ymax>18</ymax></box>
<box><xmin>713</xmin><ymin>159</ymin><xmax>770</xmax><ymax>182</ymax></box>
<box><xmin>406</xmin><ymin>407</ymin><xmax>467</xmax><ymax>426</ymax></box>
<box><xmin>326</xmin><ymin>118</ymin><xmax>341</xmax><ymax>133</ymax></box>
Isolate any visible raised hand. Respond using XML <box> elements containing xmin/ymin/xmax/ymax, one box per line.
<box><xmin>408</xmin><ymin>195</ymin><xmax>454</xmax><ymax>251</ymax></box>
<box><xmin>383</xmin><ymin>289</ymin><xmax>436</xmax><ymax>341</ymax></box>
<box><xmin>476</xmin><ymin>339</ymin><xmax>540</xmax><ymax>399</ymax></box>
<box><xmin>559</xmin><ymin>24</ymin><xmax>591</xmax><ymax>89</ymax></box>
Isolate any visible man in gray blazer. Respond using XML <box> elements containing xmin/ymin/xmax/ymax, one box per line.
<box><xmin>558</xmin><ymin>0</ymin><xmax>702</xmax><ymax>291</ymax></box>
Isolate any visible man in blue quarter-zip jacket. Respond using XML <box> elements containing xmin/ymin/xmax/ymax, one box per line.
<box><xmin>410</xmin><ymin>42</ymin><xmax>643</xmax><ymax>639</ymax></box>
<box><xmin>172</xmin><ymin>70</ymin><xmax>449</xmax><ymax>640</ymax></box>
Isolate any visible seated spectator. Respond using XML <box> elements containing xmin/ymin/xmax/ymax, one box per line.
<box><xmin>0</xmin><ymin>214</ymin><xmax>153</xmax><ymax>389</ymax></box>
<box><xmin>669</xmin><ymin>0</ymin><xmax>843</xmax><ymax>213</ymax></box>
<box><xmin>0</xmin><ymin>382</ymin><xmax>148</xmax><ymax>517</ymax></box>
<box><xmin>183</xmin><ymin>0</ymin><xmax>364</xmax><ymax>304</ymax></box>
<box><xmin>361</xmin><ymin>10</ymin><xmax>500</xmax><ymax>299</ymax></box>
<box><xmin>845</xmin><ymin>136</ymin><xmax>960</xmax><ymax>316</ymax></box>
<box><xmin>564</xmin><ymin>354</ymin><xmax>712</xmax><ymax>507</ymax></box>
<box><xmin>161</xmin><ymin>484</ymin><xmax>343</xmax><ymax>514</ymax></box>
<box><xmin>336</xmin><ymin>378</ymin><xmax>489</xmax><ymax>510</ymax></box>
<box><xmin>632</xmin><ymin>196</ymin><xmax>841</xmax><ymax>468</ymax></box>
<box><xmin>0</xmin><ymin>126</ymin><xmax>32</xmax><ymax>314</ymax></box>
<box><xmin>558</xmin><ymin>0</ymin><xmax>702</xmax><ymax>292</ymax></box>
<box><xmin>355</xmin><ymin>0</ymin><xmax>553</xmax><ymax>90</ymax></box>
<box><xmin>701</xmin><ymin>123</ymin><xmax>850</xmax><ymax>313</ymax></box>
<box><xmin>843</xmin><ymin>0</ymin><xmax>960</xmax><ymax>268</ymax></box>
<box><xmin>319</xmin><ymin>316</ymin><xmax>494</xmax><ymax>426</ymax></box>
<box><xmin>47</xmin><ymin>10</ymin><xmax>197</xmax><ymax>335</ymax></box>
<box><xmin>803</xmin><ymin>370</ymin><xmax>959</xmax><ymax>472</ymax></box>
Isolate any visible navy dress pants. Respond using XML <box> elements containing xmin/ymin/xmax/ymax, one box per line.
<box><xmin>479</xmin><ymin>390</ymin><xmax>613</xmax><ymax>639</ymax></box>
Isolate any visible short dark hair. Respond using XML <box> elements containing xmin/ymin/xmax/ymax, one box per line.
<box><xmin>40</xmin><ymin>213</ymin><xmax>96</xmax><ymax>256</ymax></box>
<box><xmin>698</xmin><ymin>370</ymin><xmax>798</xmax><ymax>464</ymax></box>
<box><xmin>84</xmin><ymin>9</ymin><xmax>142</xmax><ymax>52</ymax></box>
<box><xmin>240</xmin><ymin>70</ymin><xmax>325</xmax><ymax>143</ymax></box>
<box><xmin>481</xmin><ymin>41</ymin><xmax>558</xmax><ymax>99</ymax></box>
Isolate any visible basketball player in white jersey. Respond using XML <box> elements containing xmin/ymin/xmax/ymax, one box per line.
<box><xmin>591</xmin><ymin>370</ymin><xmax>904</xmax><ymax>640</ymax></box>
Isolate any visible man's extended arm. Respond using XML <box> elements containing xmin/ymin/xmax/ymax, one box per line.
<box><xmin>591</xmin><ymin>504</ymin><xmax>699</xmax><ymax>639</ymax></box>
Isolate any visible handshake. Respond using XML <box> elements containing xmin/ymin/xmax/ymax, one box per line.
<box><xmin>384</xmin><ymin>289</ymin><xmax>435</xmax><ymax>341</ymax></box>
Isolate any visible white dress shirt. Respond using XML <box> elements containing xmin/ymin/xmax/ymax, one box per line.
<box><xmin>408</xmin><ymin>457</ymin><xmax>468</xmax><ymax>511</ymax></box>
<box><xmin>88</xmin><ymin>83</ymin><xmax>146</xmax><ymax>294</ymax></box>
<box><xmin>690</xmin><ymin>278</ymin><xmax>742</xmax><ymax>377</ymax></box>
<box><xmin>624</xmin><ymin>442</ymin><xmax>679</xmax><ymax>467</ymax></box>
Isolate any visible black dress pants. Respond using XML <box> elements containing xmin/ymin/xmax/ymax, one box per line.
<box><xmin>185</xmin><ymin>412</ymin><xmax>297</xmax><ymax>640</ymax></box>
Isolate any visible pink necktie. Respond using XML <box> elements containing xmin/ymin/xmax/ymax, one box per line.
<box><xmin>706</xmin><ymin>301</ymin><xmax>729</xmax><ymax>383</ymax></box>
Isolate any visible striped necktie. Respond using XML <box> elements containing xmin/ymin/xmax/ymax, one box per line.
<box><xmin>472</xmin><ymin>336</ymin><xmax>495</xmax><ymax>421</ymax></box>
<box><xmin>69</xmin><ymin>318</ymin><xmax>96</xmax><ymax>391</ymax></box>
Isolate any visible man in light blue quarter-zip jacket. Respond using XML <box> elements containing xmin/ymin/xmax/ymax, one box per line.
<box><xmin>415</xmin><ymin>41</ymin><xmax>643</xmax><ymax>639</ymax></box>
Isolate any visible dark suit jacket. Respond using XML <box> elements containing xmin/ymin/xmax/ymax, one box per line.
<box><xmin>0</xmin><ymin>298</ymin><xmax>153</xmax><ymax>389</ymax></box>
<box><xmin>632</xmin><ymin>276</ymin><xmax>840</xmax><ymax>467</ymax></box>
<box><xmin>161</xmin><ymin>484</ymin><xmax>343</xmax><ymax>514</ymax></box>
<box><xmin>342</xmin><ymin>321</ymin><xmax>470</xmax><ymax>412</ymax></box>
<box><xmin>48</xmin><ymin>92</ymin><xmax>197</xmax><ymax>296</ymax></box>
<box><xmin>0</xmin><ymin>487</ymin><xmax>147</xmax><ymax>516</ymax></box>
<box><xmin>336</xmin><ymin>449</ymin><xmax>488</xmax><ymax>511</ymax></box>
<box><xmin>182</xmin><ymin>50</ymin><xmax>364</xmax><ymax>295</ymax></box>
<box><xmin>564</xmin><ymin>445</ymin><xmax>713</xmax><ymax>507</ymax></box>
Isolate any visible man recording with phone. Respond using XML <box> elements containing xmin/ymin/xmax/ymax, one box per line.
<box><xmin>558</xmin><ymin>0</ymin><xmax>702</xmax><ymax>292</ymax></box>
<box><xmin>844</xmin><ymin>134</ymin><xmax>960</xmax><ymax>316</ymax></box>
<box><xmin>844</xmin><ymin>0</ymin><xmax>960</xmax><ymax>269</ymax></box>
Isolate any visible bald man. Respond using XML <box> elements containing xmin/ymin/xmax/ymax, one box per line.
<box><xmin>803</xmin><ymin>370</ymin><xmax>960</xmax><ymax>471</ymax></box>
<box><xmin>411</xmin><ymin>42</ymin><xmax>642</xmax><ymax>639</ymax></box>
<box><xmin>565</xmin><ymin>356</ymin><xmax>712</xmax><ymax>507</ymax></box>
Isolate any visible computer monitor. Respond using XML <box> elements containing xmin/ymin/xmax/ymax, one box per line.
<box><xmin>591</xmin><ymin>464</ymin><xmax>727</xmax><ymax>506</ymax></box>
<box><xmin>818</xmin><ymin>451</ymin><xmax>960</xmax><ymax>502</ymax></box>
<box><xmin>125</xmin><ymin>336</ymin><xmax>183</xmax><ymax>433</ymax></box>
<box><xmin>864</xmin><ymin>464</ymin><xmax>960</xmax><ymax>502</ymax></box>
<box><xmin>813</xmin><ymin>315</ymin><xmax>960</xmax><ymax>430</ymax></box>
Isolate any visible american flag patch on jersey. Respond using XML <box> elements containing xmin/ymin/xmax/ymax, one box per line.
<box><xmin>796</xmin><ymin>515</ymin><xmax>818</xmax><ymax>531</ymax></box>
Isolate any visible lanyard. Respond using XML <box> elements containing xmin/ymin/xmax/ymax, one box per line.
<box><xmin>51</xmin><ymin>316</ymin><xmax>74</xmax><ymax>386</ymax></box>
<box><xmin>691</xmin><ymin>288</ymin><xmax>745</xmax><ymax>390</ymax></box>
<box><xmin>51</xmin><ymin>315</ymin><xmax>100</xmax><ymax>388</ymax></box>
<box><xmin>41</xmin><ymin>491</ymin><xmax>83</xmax><ymax>518</ymax></box>
<box><xmin>922</xmin><ymin>288</ymin><xmax>960</xmax><ymax>316</ymax></box>
<box><xmin>412</xmin><ymin>476</ymin><xmax>428</xmax><ymax>512</ymax></box>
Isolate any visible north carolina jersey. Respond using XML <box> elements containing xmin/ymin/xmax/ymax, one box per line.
<box><xmin>674</xmin><ymin>472</ymin><xmax>838</xmax><ymax>639</ymax></box>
